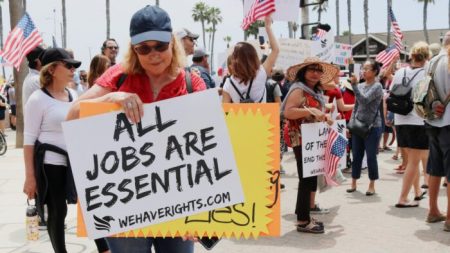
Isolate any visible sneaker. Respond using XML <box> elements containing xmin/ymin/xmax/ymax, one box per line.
<box><xmin>296</xmin><ymin>220</ymin><xmax>324</xmax><ymax>234</ymax></box>
<box><xmin>310</xmin><ymin>204</ymin><xmax>330</xmax><ymax>214</ymax></box>
<box><xmin>38</xmin><ymin>221</ymin><xmax>47</xmax><ymax>231</ymax></box>
<box><xmin>280</xmin><ymin>184</ymin><xmax>285</xmax><ymax>190</ymax></box>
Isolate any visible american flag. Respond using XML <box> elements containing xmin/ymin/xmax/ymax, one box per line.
<box><xmin>0</xmin><ymin>13</ymin><xmax>43</xmax><ymax>70</ymax></box>
<box><xmin>312</xmin><ymin>28</ymin><xmax>327</xmax><ymax>41</ymax></box>
<box><xmin>375</xmin><ymin>45</ymin><xmax>400</xmax><ymax>71</ymax></box>
<box><xmin>241</xmin><ymin>0</ymin><xmax>276</xmax><ymax>30</ymax></box>
<box><xmin>389</xmin><ymin>7</ymin><xmax>403</xmax><ymax>52</ymax></box>
<box><xmin>324</xmin><ymin>128</ymin><xmax>347</xmax><ymax>186</ymax></box>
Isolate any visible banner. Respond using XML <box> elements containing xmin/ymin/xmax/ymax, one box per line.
<box><xmin>276</xmin><ymin>38</ymin><xmax>312</xmax><ymax>70</ymax></box>
<box><xmin>334</xmin><ymin>43</ymin><xmax>352</xmax><ymax>66</ymax></box>
<box><xmin>63</xmin><ymin>90</ymin><xmax>244</xmax><ymax>239</ymax></box>
<box><xmin>301</xmin><ymin>120</ymin><xmax>347</xmax><ymax>178</ymax></box>
<box><xmin>311</xmin><ymin>29</ymin><xmax>335</xmax><ymax>63</ymax></box>
<box><xmin>75</xmin><ymin>102</ymin><xmax>281</xmax><ymax>239</ymax></box>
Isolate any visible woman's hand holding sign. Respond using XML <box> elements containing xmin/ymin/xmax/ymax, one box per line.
<box><xmin>107</xmin><ymin>92</ymin><xmax>144</xmax><ymax>124</ymax></box>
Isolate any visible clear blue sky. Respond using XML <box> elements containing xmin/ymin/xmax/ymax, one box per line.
<box><xmin>1</xmin><ymin>0</ymin><xmax>448</xmax><ymax>78</ymax></box>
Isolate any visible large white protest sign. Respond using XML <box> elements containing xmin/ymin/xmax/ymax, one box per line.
<box><xmin>276</xmin><ymin>38</ymin><xmax>312</xmax><ymax>70</ymax></box>
<box><xmin>62</xmin><ymin>89</ymin><xmax>244</xmax><ymax>239</ymax></box>
<box><xmin>334</xmin><ymin>43</ymin><xmax>352</xmax><ymax>66</ymax></box>
<box><xmin>311</xmin><ymin>29</ymin><xmax>335</xmax><ymax>63</ymax></box>
<box><xmin>243</xmin><ymin>0</ymin><xmax>300</xmax><ymax>22</ymax></box>
<box><xmin>301</xmin><ymin>120</ymin><xmax>347</xmax><ymax>178</ymax></box>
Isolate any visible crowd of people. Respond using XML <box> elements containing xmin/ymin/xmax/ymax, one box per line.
<box><xmin>0</xmin><ymin>4</ymin><xmax>446</xmax><ymax>253</ymax></box>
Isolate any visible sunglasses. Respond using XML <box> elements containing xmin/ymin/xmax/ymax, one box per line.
<box><xmin>60</xmin><ymin>62</ymin><xmax>76</xmax><ymax>70</ymax></box>
<box><xmin>306</xmin><ymin>67</ymin><xmax>324</xmax><ymax>74</ymax></box>
<box><xmin>106</xmin><ymin>46</ymin><xmax>119</xmax><ymax>50</ymax></box>
<box><xmin>134</xmin><ymin>42</ymin><xmax>170</xmax><ymax>55</ymax></box>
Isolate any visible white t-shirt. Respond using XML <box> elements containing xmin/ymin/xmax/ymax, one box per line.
<box><xmin>391</xmin><ymin>66</ymin><xmax>426</xmax><ymax>126</ymax></box>
<box><xmin>223</xmin><ymin>66</ymin><xmax>267</xmax><ymax>103</ymax></box>
<box><xmin>24</xmin><ymin>89</ymin><xmax>78</xmax><ymax>166</ymax></box>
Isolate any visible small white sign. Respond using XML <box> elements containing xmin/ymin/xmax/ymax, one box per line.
<box><xmin>311</xmin><ymin>29</ymin><xmax>335</xmax><ymax>63</ymax></box>
<box><xmin>276</xmin><ymin>38</ymin><xmax>312</xmax><ymax>70</ymax></box>
<box><xmin>301</xmin><ymin>120</ymin><xmax>347</xmax><ymax>177</ymax></box>
<box><xmin>62</xmin><ymin>89</ymin><xmax>244</xmax><ymax>239</ymax></box>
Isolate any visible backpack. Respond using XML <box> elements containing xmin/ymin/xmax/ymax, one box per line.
<box><xmin>229</xmin><ymin>78</ymin><xmax>264</xmax><ymax>103</ymax></box>
<box><xmin>413</xmin><ymin>55</ymin><xmax>450</xmax><ymax>120</ymax></box>
<box><xmin>265</xmin><ymin>79</ymin><xmax>279</xmax><ymax>103</ymax></box>
<box><xmin>386</xmin><ymin>68</ymin><xmax>423</xmax><ymax>115</ymax></box>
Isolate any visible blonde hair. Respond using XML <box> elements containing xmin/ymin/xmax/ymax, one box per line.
<box><xmin>88</xmin><ymin>54</ymin><xmax>110</xmax><ymax>87</ymax></box>
<box><xmin>122</xmin><ymin>35</ymin><xmax>186</xmax><ymax>78</ymax></box>
<box><xmin>409</xmin><ymin>41</ymin><xmax>430</xmax><ymax>63</ymax></box>
<box><xmin>39</xmin><ymin>62</ymin><xmax>59</xmax><ymax>88</ymax></box>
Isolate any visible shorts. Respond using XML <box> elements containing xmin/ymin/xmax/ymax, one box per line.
<box><xmin>10</xmin><ymin>105</ymin><xmax>16</xmax><ymax>116</ymax></box>
<box><xmin>0</xmin><ymin>109</ymin><xmax>5</xmax><ymax>120</ymax></box>
<box><xmin>426</xmin><ymin>125</ymin><xmax>450</xmax><ymax>181</ymax></box>
<box><xmin>396</xmin><ymin>125</ymin><xmax>428</xmax><ymax>149</ymax></box>
<box><xmin>384</xmin><ymin>125</ymin><xmax>393</xmax><ymax>133</ymax></box>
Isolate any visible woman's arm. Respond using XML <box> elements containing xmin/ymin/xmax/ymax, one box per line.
<box><xmin>283</xmin><ymin>89</ymin><xmax>325</xmax><ymax>121</ymax></box>
<box><xmin>337</xmin><ymin>98</ymin><xmax>354</xmax><ymax>111</ymax></box>
<box><xmin>66</xmin><ymin>84</ymin><xmax>144</xmax><ymax>123</ymax></box>
<box><xmin>23</xmin><ymin>145</ymin><xmax>36</xmax><ymax>199</ymax></box>
<box><xmin>222</xmin><ymin>90</ymin><xmax>232</xmax><ymax>103</ymax></box>
<box><xmin>261</xmin><ymin>14</ymin><xmax>280</xmax><ymax>76</ymax></box>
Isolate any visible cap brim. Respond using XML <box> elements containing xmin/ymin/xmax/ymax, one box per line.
<box><xmin>63</xmin><ymin>59</ymin><xmax>82</xmax><ymax>68</ymax></box>
<box><xmin>188</xmin><ymin>34</ymin><xmax>199</xmax><ymax>40</ymax></box>
<box><xmin>131</xmin><ymin>31</ymin><xmax>172</xmax><ymax>45</ymax></box>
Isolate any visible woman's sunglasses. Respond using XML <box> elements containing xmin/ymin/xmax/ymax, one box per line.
<box><xmin>60</xmin><ymin>62</ymin><xmax>76</xmax><ymax>70</ymax></box>
<box><xmin>134</xmin><ymin>42</ymin><xmax>170</xmax><ymax>55</ymax></box>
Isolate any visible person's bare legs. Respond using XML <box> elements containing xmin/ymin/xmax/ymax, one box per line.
<box><xmin>310</xmin><ymin>191</ymin><xmax>316</xmax><ymax>208</ymax></box>
<box><xmin>368</xmin><ymin>180</ymin><xmax>375</xmax><ymax>193</ymax></box>
<box><xmin>398</xmin><ymin>149</ymin><xmax>424</xmax><ymax>203</ymax></box>
<box><xmin>428</xmin><ymin>175</ymin><xmax>442</xmax><ymax>216</ymax></box>
<box><xmin>421</xmin><ymin>152</ymin><xmax>430</xmax><ymax>187</ymax></box>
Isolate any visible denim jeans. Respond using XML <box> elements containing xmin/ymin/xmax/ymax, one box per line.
<box><xmin>106</xmin><ymin>237</ymin><xmax>194</xmax><ymax>253</ymax></box>
<box><xmin>351</xmin><ymin>127</ymin><xmax>382</xmax><ymax>180</ymax></box>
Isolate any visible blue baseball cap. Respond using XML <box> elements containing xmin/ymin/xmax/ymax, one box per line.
<box><xmin>130</xmin><ymin>5</ymin><xmax>172</xmax><ymax>45</ymax></box>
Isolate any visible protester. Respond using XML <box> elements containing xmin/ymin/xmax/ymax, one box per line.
<box><xmin>87</xmin><ymin>54</ymin><xmax>111</xmax><ymax>88</ymax></box>
<box><xmin>23</xmin><ymin>48</ymin><xmax>81</xmax><ymax>253</ymax></box>
<box><xmin>67</xmin><ymin>5</ymin><xmax>206</xmax><ymax>252</ymax></box>
<box><xmin>23</xmin><ymin>46</ymin><xmax>45</xmax><ymax>107</ymax></box>
<box><xmin>282</xmin><ymin>57</ymin><xmax>338</xmax><ymax>234</ymax></box>
<box><xmin>0</xmin><ymin>93</ymin><xmax>6</xmax><ymax>134</ymax></box>
<box><xmin>176</xmin><ymin>28</ymin><xmax>199</xmax><ymax>56</ymax></box>
<box><xmin>79</xmin><ymin>70</ymin><xmax>89</xmax><ymax>91</ymax></box>
<box><xmin>6</xmin><ymin>83</ymin><xmax>16</xmax><ymax>130</ymax></box>
<box><xmin>347</xmin><ymin>60</ymin><xmax>383</xmax><ymax>196</ymax></box>
<box><xmin>394</xmin><ymin>41</ymin><xmax>429</xmax><ymax>208</ymax></box>
<box><xmin>191</xmin><ymin>48</ymin><xmax>215</xmax><ymax>88</ymax></box>
<box><xmin>222</xmin><ymin>14</ymin><xmax>279</xmax><ymax>103</ymax></box>
<box><xmin>424</xmin><ymin>31</ymin><xmax>450</xmax><ymax>230</ymax></box>
<box><xmin>101</xmin><ymin>38</ymin><xmax>119</xmax><ymax>66</ymax></box>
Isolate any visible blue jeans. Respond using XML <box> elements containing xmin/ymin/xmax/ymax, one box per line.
<box><xmin>106</xmin><ymin>237</ymin><xmax>194</xmax><ymax>253</ymax></box>
<box><xmin>351</xmin><ymin>127</ymin><xmax>382</xmax><ymax>181</ymax></box>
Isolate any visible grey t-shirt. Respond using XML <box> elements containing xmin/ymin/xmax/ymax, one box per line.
<box><xmin>351</xmin><ymin>81</ymin><xmax>383</xmax><ymax>128</ymax></box>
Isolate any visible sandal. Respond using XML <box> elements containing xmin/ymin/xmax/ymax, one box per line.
<box><xmin>296</xmin><ymin>221</ymin><xmax>324</xmax><ymax>234</ymax></box>
<box><xmin>426</xmin><ymin>213</ymin><xmax>446</xmax><ymax>223</ymax></box>
<box><xmin>414</xmin><ymin>191</ymin><xmax>427</xmax><ymax>201</ymax></box>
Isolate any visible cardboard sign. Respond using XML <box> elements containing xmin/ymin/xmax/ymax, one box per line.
<box><xmin>311</xmin><ymin>29</ymin><xmax>335</xmax><ymax>63</ymax></box>
<box><xmin>301</xmin><ymin>120</ymin><xmax>347</xmax><ymax>177</ymax></box>
<box><xmin>76</xmin><ymin>103</ymin><xmax>281</xmax><ymax>239</ymax></box>
<box><xmin>276</xmin><ymin>38</ymin><xmax>312</xmax><ymax>70</ymax></box>
<box><xmin>334</xmin><ymin>43</ymin><xmax>353</xmax><ymax>66</ymax></box>
<box><xmin>63</xmin><ymin>90</ymin><xmax>244</xmax><ymax>239</ymax></box>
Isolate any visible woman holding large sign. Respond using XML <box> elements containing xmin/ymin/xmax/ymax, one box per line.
<box><xmin>282</xmin><ymin>57</ymin><xmax>338</xmax><ymax>234</ymax></box>
<box><xmin>67</xmin><ymin>5</ymin><xmax>206</xmax><ymax>253</ymax></box>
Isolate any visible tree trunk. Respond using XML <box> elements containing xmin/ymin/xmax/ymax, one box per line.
<box><xmin>386</xmin><ymin>0</ymin><xmax>391</xmax><ymax>45</ymax></box>
<box><xmin>9</xmin><ymin>0</ymin><xmax>27</xmax><ymax>148</ymax></box>
<box><xmin>301</xmin><ymin>0</ymin><xmax>310</xmax><ymax>39</ymax></box>
<box><xmin>364</xmin><ymin>0</ymin><xmax>369</xmax><ymax>59</ymax></box>
<box><xmin>201</xmin><ymin>20</ymin><xmax>206</xmax><ymax>49</ymax></box>
<box><xmin>208</xmin><ymin>31</ymin><xmax>212</xmax><ymax>51</ymax></box>
<box><xmin>424</xmin><ymin>1</ymin><xmax>429</xmax><ymax>43</ymax></box>
<box><xmin>347</xmin><ymin>0</ymin><xmax>352</xmax><ymax>45</ymax></box>
<box><xmin>335</xmin><ymin>0</ymin><xmax>340</xmax><ymax>42</ymax></box>
<box><xmin>0</xmin><ymin>4</ymin><xmax>5</xmax><ymax>79</ymax></box>
<box><xmin>106</xmin><ymin>0</ymin><xmax>110</xmax><ymax>39</ymax></box>
<box><xmin>156</xmin><ymin>0</ymin><xmax>159</xmax><ymax>6</ymax></box>
<box><xmin>318</xmin><ymin>7</ymin><xmax>322</xmax><ymax>22</ymax></box>
<box><xmin>62</xmin><ymin>0</ymin><xmax>67</xmax><ymax>48</ymax></box>
<box><xmin>211</xmin><ymin>25</ymin><xmax>216</xmax><ymax>74</ymax></box>
<box><xmin>23</xmin><ymin>0</ymin><xmax>26</xmax><ymax>11</ymax></box>
<box><xmin>288</xmin><ymin>22</ymin><xmax>293</xmax><ymax>39</ymax></box>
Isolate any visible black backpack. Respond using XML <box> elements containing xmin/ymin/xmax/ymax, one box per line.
<box><xmin>229</xmin><ymin>78</ymin><xmax>264</xmax><ymax>103</ymax></box>
<box><xmin>386</xmin><ymin>68</ymin><xmax>423</xmax><ymax>115</ymax></box>
<box><xmin>265</xmin><ymin>79</ymin><xmax>279</xmax><ymax>103</ymax></box>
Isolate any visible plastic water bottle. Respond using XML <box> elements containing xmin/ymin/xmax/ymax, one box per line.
<box><xmin>26</xmin><ymin>200</ymin><xmax>39</xmax><ymax>241</ymax></box>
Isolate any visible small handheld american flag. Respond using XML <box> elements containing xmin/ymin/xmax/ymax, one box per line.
<box><xmin>241</xmin><ymin>0</ymin><xmax>276</xmax><ymax>30</ymax></box>
<box><xmin>324</xmin><ymin>127</ymin><xmax>348</xmax><ymax>186</ymax></box>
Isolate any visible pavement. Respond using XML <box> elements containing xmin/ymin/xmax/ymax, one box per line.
<box><xmin>0</xmin><ymin>128</ymin><xmax>449</xmax><ymax>253</ymax></box>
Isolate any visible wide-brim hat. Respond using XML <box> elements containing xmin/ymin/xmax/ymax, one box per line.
<box><xmin>286</xmin><ymin>57</ymin><xmax>339</xmax><ymax>84</ymax></box>
<box><xmin>341</xmin><ymin>79</ymin><xmax>353</xmax><ymax>91</ymax></box>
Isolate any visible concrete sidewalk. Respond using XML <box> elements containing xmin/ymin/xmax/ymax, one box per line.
<box><xmin>0</xmin><ymin>128</ymin><xmax>449</xmax><ymax>253</ymax></box>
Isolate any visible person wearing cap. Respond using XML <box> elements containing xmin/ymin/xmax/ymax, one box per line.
<box><xmin>176</xmin><ymin>28</ymin><xmax>199</xmax><ymax>56</ymax></box>
<box><xmin>101</xmin><ymin>38</ymin><xmax>119</xmax><ymax>66</ymax></box>
<box><xmin>281</xmin><ymin>57</ymin><xmax>338</xmax><ymax>234</ymax></box>
<box><xmin>191</xmin><ymin>48</ymin><xmax>215</xmax><ymax>88</ymax></box>
<box><xmin>22</xmin><ymin>46</ymin><xmax>45</xmax><ymax>108</ymax></box>
<box><xmin>23</xmin><ymin>47</ymin><xmax>81</xmax><ymax>253</ymax></box>
<box><xmin>67</xmin><ymin>5</ymin><xmax>206</xmax><ymax>253</ymax></box>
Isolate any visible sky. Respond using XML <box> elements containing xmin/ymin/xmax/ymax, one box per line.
<box><xmin>1</xmin><ymin>0</ymin><xmax>448</xmax><ymax>79</ymax></box>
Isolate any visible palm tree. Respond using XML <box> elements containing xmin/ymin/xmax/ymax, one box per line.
<box><xmin>244</xmin><ymin>21</ymin><xmax>263</xmax><ymax>41</ymax></box>
<box><xmin>207</xmin><ymin>7</ymin><xmax>222</xmax><ymax>73</ymax></box>
<box><xmin>288</xmin><ymin>22</ymin><xmax>294</xmax><ymax>38</ymax></box>
<box><xmin>335</xmin><ymin>0</ymin><xmax>340</xmax><ymax>41</ymax></box>
<box><xmin>347</xmin><ymin>0</ymin><xmax>352</xmax><ymax>45</ymax></box>
<box><xmin>205</xmin><ymin>27</ymin><xmax>214</xmax><ymax>51</ymax></box>
<box><xmin>364</xmin><ymin>0</ymin><xmax>369</xmax><ymax>59</ymax></box>
<box><xmin>9</xmin><ymin>0</ymin><xmax>26</xmax><ymax>147</ymax></box>
<box><xmin>106</xmin><ymin>0</ymin><xmax>110</xmax><ymax>39</ymax></box>
<box><xmin>223</xmin><ymin>36</ymin><xmax>231</xmax><ymax>48</ymax></box>
<box><xmin>192</xmin><ymin>2</ymin><xmax>210</xmax><ymax>49</ymax></box>
<box><xmin>62</xmin><ymin>0</ymin><xmax>67</xmax><ymax>47</ymax></box>
<box><xmin>0</xmin><ymin>0</ymin><xmax>5</xmax><ymax>79</ymax></box>
<box><xmin>418</xmin><ymin>0</ymin><xmax>435</xmax><ymax>43</ymax></box>
<box><xmin>312</xmin><ymin>0</ymin><xmax>328</xmax><ymax>22</ymax></box>
<box><xmin>292</xmin><ymin>22</ymin><xmax>299</xmax><ymax>38</ymax></box>
<box><xmin>386</xmin><ymin>0</ymin><xmax>392</xmax><ymax>45</ymax></box>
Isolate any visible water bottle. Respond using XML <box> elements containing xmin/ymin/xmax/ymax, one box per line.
<box><xmin>26</xmin><ymin>199</ymin><xmax>39</xmax><ymax>241</ymax></box>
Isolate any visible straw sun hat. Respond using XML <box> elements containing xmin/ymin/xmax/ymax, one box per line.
<box><xmin>286</xmin><ymin>57</ymin><xmax>339</xmax><ymax>84</ymax></box>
